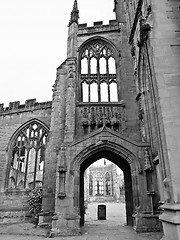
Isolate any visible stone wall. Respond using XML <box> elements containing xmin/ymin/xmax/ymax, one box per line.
<box><xmin>0</xmin><ymin>99</ymin><xmax>52</xmax><ymax>223</ymax></box>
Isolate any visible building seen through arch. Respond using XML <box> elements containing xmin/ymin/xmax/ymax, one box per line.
<box><xmin>84</xmin><ymin>159</ymin><xmax>124</xmax><ymax>203</ymax></box>
<box><xmin>0</xmin><ymin>0</ymin><xmax>180</xmax><ymax>239</ymax></box>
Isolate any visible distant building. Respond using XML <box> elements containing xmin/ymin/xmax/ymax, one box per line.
<box><xmin>84</xmin><ymin>159</ymin><xmax>124</xmax><ymax>203</ymax></box>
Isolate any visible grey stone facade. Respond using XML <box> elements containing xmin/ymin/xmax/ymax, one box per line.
<box><xmin>0</xmin><ymin>0</ymin><xmax>180</xmax><ymax>239</ymax></box>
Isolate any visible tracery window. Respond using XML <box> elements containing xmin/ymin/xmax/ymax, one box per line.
<box><xmin>8</xmin><ymin>121</ymin><xmax>48</xmax><ymax>189</ymax></box>
<box><xmin>95</xmin><ymin>172</ymin><xmax>104</xmax><ymax>195</ymax></box>
<box><xmin>95</xmin><ymin>180</ymin><xmax>104</xmax><ymax>195</ymax></box>
<box><xmin>80</xmin><ymin>40</ymin><xmax>118</xmax><ymax>102</ymax></box>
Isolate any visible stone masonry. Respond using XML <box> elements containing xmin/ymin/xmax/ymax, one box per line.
<box><xmin>0</xmin><ymin>0</ymin><xmax>180</xmax><ymax>239</ymax></box>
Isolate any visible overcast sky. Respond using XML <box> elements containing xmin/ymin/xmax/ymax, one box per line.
<box><xmin>0</xmin><ymin>0</ymin><xmax>115</xmax><ymax>107</ymax></box>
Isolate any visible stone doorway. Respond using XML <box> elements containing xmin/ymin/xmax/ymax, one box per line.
<box><xmin>79</xmin><ymin>150</ymin><xmax>133</xmax><ymax>228</ymax></box>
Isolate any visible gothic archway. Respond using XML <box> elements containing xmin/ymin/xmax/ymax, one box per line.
<box><xmin>71</xmin><ymin>140</ymin><xmax>140</xmax><ymax>228</ymax></box>
<box><xmin>79</xmin><ymin>149</ymin><xmax>133</xmax><ymax>227</ymax></box>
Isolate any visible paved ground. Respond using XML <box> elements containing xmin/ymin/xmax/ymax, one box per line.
<box><xmin>0</xmin><ymin>202</ymin><xmax>163</xmax><ymax>239</ymax></box>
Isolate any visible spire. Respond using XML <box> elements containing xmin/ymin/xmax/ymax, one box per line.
<box><xmin>68</xmin><ymin>0</ymin><xmax>79</xmax><ymax>26</ymax></box>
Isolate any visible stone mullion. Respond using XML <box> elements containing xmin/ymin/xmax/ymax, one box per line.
<box><xmin>33</xmin><ymin>127</ymin><xmax>40</xmax><ymax>188</ymax></box>
<box><xmin>24</xmin><ymin>147</ymin><xmax>30</xmax><ymax>188</ymax></box>
<box><xmin>15</xmin><ymin>146</ymin><xmax>21</xmax><ymax>188</ymax></box>
<box><xmin>33</xmin><ymin>148</ymin><xmax>39</xmax><ymax>189</ymax></box>
<box><xmin>88</xmin><ymin>82</ymin><xmax>91</xmax><ymax>102</ymax></box>
<box><xmin>107</xmin><ymin>58</ymin><xmax>111</xmax><ymax>102</ymax></box>
<box><xmin>97</xmin><ymin>58</ymin><xmax>101</xmax><ymax>102</ymax></box>
<box><xmin>88</xmin><ymin>54</ymin><xmax>91</xmax><ymax>102</ymax></box>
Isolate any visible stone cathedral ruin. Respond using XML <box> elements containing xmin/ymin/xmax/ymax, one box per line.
<box><xmin>0</xmin><ymin>1</ymin><xmax>180</xmax><ymax>239</ymax></box>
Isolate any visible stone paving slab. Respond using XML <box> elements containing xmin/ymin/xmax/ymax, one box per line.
<box><xmin>0</xmin><ymin>202</ymin><xmax>163</xmax><ymax>240</ymax></box>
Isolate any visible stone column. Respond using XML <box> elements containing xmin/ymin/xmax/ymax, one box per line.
<box><xmin>150</xmin><ymin>0</ymin><xmax>180</xmax><ymax>239</ymax></box>
<box><xmin>41</xmin><ymin>62</ymin><xmax>67</xmax><ymax>224</ymax></box>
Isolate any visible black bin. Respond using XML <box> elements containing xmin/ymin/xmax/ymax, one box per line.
<box><xmin>97</xmin><ymin>204</ymin><xmax>106</xmax><ymax>220</ymax></box>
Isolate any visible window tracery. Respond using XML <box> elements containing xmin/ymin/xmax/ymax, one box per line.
<box><xmin>80</xmin><ymin>40</ymin><xmax>118</xmax><ymax>102</ymax></box>
<box><xmin>95</xmin><ymin>172</ymin><xmax>104</xmax><ymax>195</ymax></box>
<box><xmin>8</xmin><ymin>121</ymin><xmax>48</xmax><ymax>189</ymax></box>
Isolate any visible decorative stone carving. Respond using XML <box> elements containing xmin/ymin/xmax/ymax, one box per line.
<box><xmin>137</xmin><ymin>17</ymin><xmax>151</xmax><ymax>47</ymax></box>
<box><xmin>67</xmin><ymin>61</ymin><xmax>76</xmax><ymax>88</ymax></box>
<box><xmin>81</xmin><ymin>105</ymin><xmax>127</xmax><ymax>134</ymax></box>
<box><xmin>58</xmin><ymin>147</ymin><xmax>67</xmax><ymax>199</ymax></box>
<box><xmin>138</xmin><ymin>96</ymin><xmax>147</xmax><ymax>142</ymax></box>
<box><xmin>144</xmin><ymin>148</ymin><xmax>152</xmax><ymax>171</ymax></box>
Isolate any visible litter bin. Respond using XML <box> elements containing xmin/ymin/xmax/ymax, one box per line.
<box><xmin>97</xmin><ymin>204</ymin><xmax>106</xmax><ymax>220</ymax></box>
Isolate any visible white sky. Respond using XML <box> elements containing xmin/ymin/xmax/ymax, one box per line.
<box><xmin>92</xmin><ymin>159</ymin><xmax>123</xmax><ymax>175</ymax></box>
<box><xmin>0</xmin><ymin>0</ymin><xmax>115</xmax><ymax>107</ymax></box>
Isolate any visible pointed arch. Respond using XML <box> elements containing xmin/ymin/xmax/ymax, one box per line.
<box><xmin>71</xmin><ymin>140</ymin><xmax>140</xmax><ymax>173</ymax></box>
<box><xmin>78</xmin><ymin>36</ymin><xmax>119</xmax><ymax>58</ymax></box>
<box><xmin>72</xmin><ymin>140</ymin><xmax>136</xmax><ymax>227</ymax></box>
<box><xmin>78</xmin><ymin>36</ymin><xmax>119</xmax><ymax>103</ymax></box>
<box><xmin>5</xmin><ymin>119</ymin><xmax>49</xmax><ymax>189</ymax></box>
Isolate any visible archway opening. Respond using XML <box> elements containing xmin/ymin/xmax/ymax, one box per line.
<box><xmin>84</xmin><ymin>158</ymin><xmax>126</xmax><ymax>226</ymax></box>
<box><xmin>79</xmin><ymin>149</ymin><xmax>133</xmax><ymax>229</ymax></box>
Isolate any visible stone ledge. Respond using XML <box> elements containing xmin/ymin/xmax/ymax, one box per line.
<box><xmin>160</xmin><ymin>203</ymin><xmax>180</xmax><ymax>211</ymax></box>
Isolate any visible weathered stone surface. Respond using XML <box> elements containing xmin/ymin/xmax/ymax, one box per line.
<box><xmin>1</xmin><ymin>0</ymin><xmax>180</xmax><ymax>238</ymax></box>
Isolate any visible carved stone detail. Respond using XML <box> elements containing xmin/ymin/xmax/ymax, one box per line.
<box><xmin>81</xmin><ymin>105</ymin><xmax>127</xmax><ymax>133</ymax></box>
<box><xmin>137</xmin><ymin>17</ymin><xmax>151</xmax><ymax>47</ymax></box>
<box><xmin>138</xmin><ymin>95</ymin><xmax>147</xmax><ymax>142</ymax></box>
<box><xmin>144</xmin><ymin>147</ymin><xmax>152</xmax><ymax>171</ymax></box>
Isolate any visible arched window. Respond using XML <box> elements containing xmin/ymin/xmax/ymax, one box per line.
<box><xmin>81</xmin><ymin>57</ymin><xmax>88</xmax><ymax>74</ymax></box>
<box><xmin>95</xmin><ymin>172</ymin><xmax>104</xmax><ymax>195</ymax></box>
<box><xmin>90</xmin><ymin>81</ymin><xmax>98</xmax><ymax>102</ymax></box>
<box><xmin>82</xmin><ymin>82</ymin><xmax>89</xmax><ymax>102</ymax></box>
<box><xmin>79</xmin><ymin>40</ymin><xmax>118</xmax><ymax>102</ymax></box>
<box><xmin>8</xmin><ymin>121</ymin><xmax>48</xmax><ymax>189</ymax></box>
<box><xmin>105</xmin><ymin>172</ymin><xmax>111</xmax><ymax>195</ymax></box>
<box><xmin>100</xmin><ymin>82</ymin><xmax>108</xmax><ymax>102</ymax></box>
<box><xmin>110</xmin><ymin>81</ymin><xmax>118</xmax><ymax>102</ymax></box>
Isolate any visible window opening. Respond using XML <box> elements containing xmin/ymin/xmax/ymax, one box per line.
<box><xmin>82</xmin><ymin>82</ymin><xmax>89</xmax><ymax>102</ymax></box>
<box><xmin>81</xmin><ymin>58</ymin><xmax>88</xmax><ymax>74</ymax></box>
<box><xmin>8</xmin><ymin>122</ymin><xmax>48</xmax><ymax>189</ymax></box>
<box><xmin>108</xmin><ymin>57</ymin><xmax>116</xmax><ymax>74</ymax></box>
<box><xmin>100</xmin><ymin>82</ymin><xmax>109</xmax><ymax>102</ymax></box>
<box><xmin>80</xmin><ymin>40</ymin><xmax>118</xmax><ymax>102</ymax></box>
<box><xmin>90</xmin><ymin>57</ymin><xmax>97</xmax><ymax>74</ymax></box>
<box><xmin>99</xmin><ymin>57</ymin><xmax>106</xmax><ymax>74</ymax></box>
<box><xmin>110</xmin><ymin>81</ymin><xmax>118</xmax><ymax>102</ymax></box>
<box><xmin>105</xmin><ymin>172</ymin><xmax>111</xmax><ymax>195</ymax></box>
<box><xmin>90</xmin><ymin>82</ymin><xmax>98</xmax><ymax>102</ymax></box>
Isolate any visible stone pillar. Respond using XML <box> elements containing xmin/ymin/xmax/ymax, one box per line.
<box><xmin>50</xmin><ymin>148</ymin><xmax>80</xmax><ymax>237</ymax></box>
<box><xmin>64</xmin><ymin>58</ymin><xmax>76</xmax><ymax>142</ymax></box>
<box><xmin>149</xmin><ymin>0</ymin><xmax>180</xmax><ymax>239</ymax></box>
<box><xmin>160</xmin><ymin>204</ymin><xmax>180</xmax><ymax>240</ymax></box>
<box><xmin>41</xmin><ymin>62</ymin><xmax>67</xmax><ymax>224</ymax></box>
